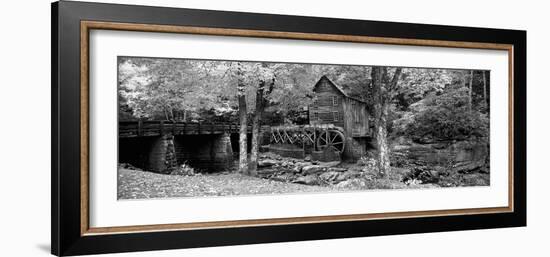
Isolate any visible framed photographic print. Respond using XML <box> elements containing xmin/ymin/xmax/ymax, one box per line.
<box><xmin>51</xmin><ymin>1</ymin><xmax>526</xmax><ymax>256</ymax></box>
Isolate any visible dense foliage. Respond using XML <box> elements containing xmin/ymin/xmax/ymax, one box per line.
<box><xmin>119</xmin><ymin>58</ymin><xmax>490</xmax><ymax>139</ymax></box>
<box><xmin>403</xmin><ymin>87</ymin><xmax>489</xmax><ymax>142</ymax></box>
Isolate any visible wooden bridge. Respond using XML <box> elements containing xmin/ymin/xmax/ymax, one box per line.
<box><xmin>119</xmin><ymin>120</ymin><xmax>253</xmax><ymax>138</ymax></box>
<box><xmin>119</xmin><ymin>120</ymin><xmax>268</xmax><ymax>173</ymax></box>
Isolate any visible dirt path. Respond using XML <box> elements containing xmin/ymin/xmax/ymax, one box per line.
<box><xmin>117</xmin><ymin>168</ymin><xmax>335</xmax><ymax>199</ymax></box>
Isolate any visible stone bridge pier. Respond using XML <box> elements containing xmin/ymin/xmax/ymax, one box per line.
<box><xmin>147</xmin><ymin>134</ymin><xmax>178</xmax><ymax>173</ymax></box>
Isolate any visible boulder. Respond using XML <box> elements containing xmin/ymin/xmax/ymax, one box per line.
<box><xmin>327</xmin><ymin>167</ymin><xmax>347</xmax><ymax>173</ymax></box>
<box><xmin>319</xmin><ymin>171</ymin><xmax>341</xmax><ymax>183</ymax></box>
<box><xmin>417</xmin><ymin>170</ymin><xmax>439</xmax><ymax>183</ymax></box>
<box><xmin>404</xmin><ymin>166</ymin><xmax>439</xmax><ymax>184</ymax></box>
<box><xmin>452</xmin><ymin>160</ymin><xmax>486</xmax><ymax>174</ymax></box>
<box><xmin>336</xmin><ymin>170</ymin><xmax>362</xmax><ymax>181</ymax></box>
<box><xmin>258</xmin><ymin>159</ymin><xmax>279</xmax><ymax>168</ymax></box>
<box><xmin>302</xmin><ymin>165</ymin><xmax>326</xmax><ymax>175</ymax></box>
<box><xmin>271</xmin><ymin>173</ymin><xmax>295</xmax><ymax>182</ymax></box>
<box><xmin>293</xmin><ymin>174</ymin><xmax>320</xmax><ymax>185</ymax></box>
<box><xmin>281</xmin><ymin>161</ymin><xmax>292</xmax><ymax>168</ymax></box>
<box><xmin>335</xmin><ymin>178</ymin><xmax>367</xmax><ymax>189</ymax></box>
<box><xmin>319</xmin><ymin>161</ymin><xmax>341</xmax><ymax>168</ymax></box>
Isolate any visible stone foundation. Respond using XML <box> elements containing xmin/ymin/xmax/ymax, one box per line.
<box><xmin>148</xmin><ymin>134</ymin><xmax>177</xmax><ymax>173</ymax></box>
<box><xmin>268</xmin><ymin>144</ymin><xmax>305</xmax><ymax>159</ymax></box>
<box><xmin>343</xmin><ymin>137</ymin><xmax>370</xmax><ymax>161</ymax></box>
<box><xmin>311</xmin><ymin>149</ymin><xmax>341</xmax><ymax>162</ymax></box>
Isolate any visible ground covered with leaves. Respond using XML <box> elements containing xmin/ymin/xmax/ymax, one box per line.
<box><xmin>118</xmin><ymin>168</ymin><xmax>335</xmax><ymax>199</ymax></box>
<box><xmin>117</xmin><ymin>154</ymin><xmax>447</xmax><ymax>200</ymax></box>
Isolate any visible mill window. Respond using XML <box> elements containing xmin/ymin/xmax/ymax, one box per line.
<box><xmin>332</xmin><ymin>111</ymin><xmax>339</xmax><ymax>121</ymax></box>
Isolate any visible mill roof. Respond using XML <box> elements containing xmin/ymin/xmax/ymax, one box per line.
<box><xmin>312</xmin><ymin>75</ymin><xmax>368</xmax><ymax>104</ymax></box>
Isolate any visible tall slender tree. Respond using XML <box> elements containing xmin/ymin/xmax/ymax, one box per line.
<box><xmin>371</xmin><ymin>67</ymin><xmax>402</xmax><ymax>178</ymax></box>
<box><xmin>236</xmin><ymin>63</ymin><xmax>249</xmax><ymax>174</ymax></box>
<box><xmin>468</xmin><ymin>70</ymin><xmax>474</xmax><ymax>111</ymax></box>
<box><xmin>482</xmin><ymin>70</ymin><xmax>488</xmax><ymax>106</ymax></box>
<box><xmin>249</xmin><ymin>84</ymin><xmax>263</xmax><ymax>175</ymax></box>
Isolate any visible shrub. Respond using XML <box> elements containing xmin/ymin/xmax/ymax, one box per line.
<box><xmin>170</xmin><ymin>162</ymin><xmax>195</xmax><ymax>176</ymax></box>
<box><xmin>357</xmin><ymin>155</ymin><xmax>378</xmax><ymax>173</ymax></box>
<box><xmin>404</xmin><ymin>88</ymin><xmax>488</xmax><ymax>142</ymax></box>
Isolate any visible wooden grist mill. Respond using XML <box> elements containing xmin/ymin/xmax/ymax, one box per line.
<box><xmin>267</xmin><ymin>75</ymin><xmax>372</xmax><ymax>162</ymax></box>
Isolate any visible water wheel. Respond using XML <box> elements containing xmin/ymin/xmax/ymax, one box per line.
<box><xmin>317</xmin><ymin>130</ymin><xmax>345</xmax><ymax>153</ymax></box>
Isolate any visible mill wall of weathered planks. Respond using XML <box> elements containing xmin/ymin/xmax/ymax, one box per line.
<box><xmin>308</xmin><ymin>75</ymin><xmax>372</xmax><ymax>160</ymax></box>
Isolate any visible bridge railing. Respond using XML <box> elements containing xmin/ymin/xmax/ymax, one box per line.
<box><xmin>119</xmin><ymin>120</ymin><xmax>255</xmax><ymax>137</ymax></box>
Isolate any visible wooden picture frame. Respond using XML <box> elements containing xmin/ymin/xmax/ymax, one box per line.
<box><xmin>52</xmin><ymin>1</ymin><xmax>526</xmax><ymax>255</ymax></box>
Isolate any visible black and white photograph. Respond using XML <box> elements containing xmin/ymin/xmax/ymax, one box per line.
<box><xmin>117</xmin><ymin>57</ymin><xmax>491</xmax><ymax>199</ymax></box>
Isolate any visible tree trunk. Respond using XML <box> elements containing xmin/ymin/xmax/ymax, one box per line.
<box><xmin>468</xmin><ymin>70</ymin><xmax>474</xmax><ymax>111</ymax></box>
<box><xmin>462</xmin><ymin>71</ymin><xmax>468</xmax><ymax>88</ymax></box>
<box><xmin>374</xmin><ymin>101</ymin><xmax>391</xmax><ymax>178</ymax></box>
<box><xmin>163</xmin><ymin>108</ymin><xmax>170</xmax><ymax>120</ymax></box>
<box><xmin>238</xmin><ymin>94</ymin><xmax>248</xmax><ymax>174</ymax></box>
<box><xmin>461</xmin><ymin>71</ymin><xmax>468</xmax><ymax>105</ymax></box>
<box><xmin>371</xmin><ymin>67</ymin><xmax>401</xmax><ymax>178</ymax></box>
<box><xmin>371</xmin><ymin>67</ymin><xmax>388</xmax><ymax>177</ymax></box>
<box><xmin>482</xmin><ymin>71</ymin><xmax>487</xmax><ymax>106</ymax></box>
<box><xmin>249</xmin><ymin>86</ymin><xmax>264</xmax><ymax>176</ymax></box>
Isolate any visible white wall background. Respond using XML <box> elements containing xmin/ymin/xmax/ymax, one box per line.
<box><xmin>0</xmin><ymin>0</ymin><xmax>546</xmax><ymax>256</ymax></box>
